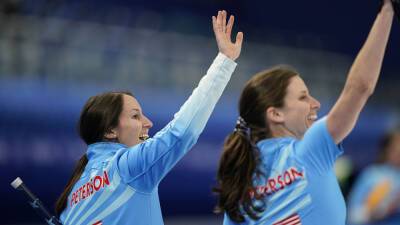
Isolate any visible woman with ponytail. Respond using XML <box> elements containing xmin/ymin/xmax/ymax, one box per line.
<box><xmin>215</xmin><ymin>1</ymin><xmax>395</xmax><ymax>224</ymax></box>
<box><xmin>56</xmin><ymin>10</ymin><xmax>243</xmax><ymax>225</ymax></box>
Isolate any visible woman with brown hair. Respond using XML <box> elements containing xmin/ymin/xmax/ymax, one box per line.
<box><xmin>214</xmin><ymin>1</ymin><xmax>395</xmax><ymax>224</ymax></box>
<box><xmin>55</xmin><ymin>10</ymin><xmax>243</xmax><ymax>225</ymax></box>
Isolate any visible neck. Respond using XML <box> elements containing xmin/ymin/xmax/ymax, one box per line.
<box><xmin>270</xmin><ymin>124</ymin><xmax>300</xmax><ymax>139</ymax></box>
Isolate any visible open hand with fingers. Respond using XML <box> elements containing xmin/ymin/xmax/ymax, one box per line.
<box><xmin>212</xmin><ymin>10</ymin><xmax>243</xmax><ymax>61</ymax></box>
<box><xmin>379</xmin><ymin>0</ymin><xmax>396</xmax><ymax>17</ymax></box>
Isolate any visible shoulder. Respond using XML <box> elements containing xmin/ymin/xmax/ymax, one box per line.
<box><xmin>304</xmin><ymin>116</ymin><xmax>331</xmax><ymax>139</ymax></box>
<box><xmin>257</xmin><ymin>138</ymin><xmax>297</xmax><ymax>160</ymax></box>
<box><xmin>257</xmin><ymin>137</ymin><xmax>296</xmax><ymax>151</ymax></box>
<box><xmin>257</xmin><ymin>137</ymin><xmax>299</xmax><ymax>169</ymax></box>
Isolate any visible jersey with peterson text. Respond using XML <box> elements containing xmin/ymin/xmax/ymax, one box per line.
<box><xmin>60</xmin><ymin>53</ymin><xmax>237</xmax><ymax>225</ymax></box>
<box><xmin>223</xmin><ymin>117</ymin><xmax>346</xmax><ymax>225</ymax></box>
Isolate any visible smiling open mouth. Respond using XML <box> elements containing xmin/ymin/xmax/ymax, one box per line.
<box><xmin>307</xmin><ymin>115</ymin><xmax>318</xmax><ymax>121</ymax></box>
<box><xmin>139</xmin><ymin>134</ymin><xmax>150</xmax><ymax>141</ymax></box>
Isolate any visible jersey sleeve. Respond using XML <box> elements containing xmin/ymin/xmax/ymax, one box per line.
<box><xmin>115</xmin><ymin>53</ymin><xmax>237</xmax><ymax>192</ymax></box>
<box><xmin>294</xmin><ymin>116</ymin><xmax>344</xmax><ymax>174</ymax></box>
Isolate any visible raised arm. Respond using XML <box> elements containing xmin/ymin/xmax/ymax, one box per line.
<box><xmin>327</xmin><ymin>0</ymin><xmax>394</xmax><ymax>143</ymax></box>
<box><xmin>117</xmin><ymin>11</ymin><xmax>243</xmax><ymax>191</ymax></box>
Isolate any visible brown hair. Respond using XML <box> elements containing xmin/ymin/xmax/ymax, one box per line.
<box><xmin>214</xmin><ymin>66</ymin><xmax>298</xmax><ymax>222</ymax></box>
<box><xmin>55</xmin><ymin>91</ymin><xmax>133</xmax><ymax>217</ymax></box>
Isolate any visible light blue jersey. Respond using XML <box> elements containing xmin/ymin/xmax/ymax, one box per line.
<box><xmin>223</xmin><ymin>117</ymin><xmax>345</xmax><ymax>225</ymax></box>
<box><xmin>60</xmin><ymin>53</ymin><xmax>237</xmax><ymax>225</ymax></box>
<box><xmin>348</xmin><ymin>164</ymin><xmax>400</xmax><ymax>224</ymax></box>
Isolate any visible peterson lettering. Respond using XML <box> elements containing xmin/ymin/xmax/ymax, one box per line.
<box><xmin>70</xmin><ymin>170</ymin><xmax>110</xmax><ymax>207</ymax></box>
<box><xmin>250</xmin><ymin>167</ymin><xmax>304</xmax><ymax>198</ymax></box>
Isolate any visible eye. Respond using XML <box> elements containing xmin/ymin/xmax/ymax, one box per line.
<box><xmin>131</xmin><ymin>114</ymin><xmax>140</xmax><ymax>119</ymax></box>
<box><xmin>299</xmin><ymin>95</ymin><xmax>307</xmax><ymax>100</ymax></box>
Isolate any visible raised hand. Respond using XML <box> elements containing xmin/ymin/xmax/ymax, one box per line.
<box><xmin>382</xmin><ymin>0</ymin><xmax>395</xmax><ymax>14</ymax></box>
<box><xmin>212</xmin><ymin>10</ymin><xmax>243</xmax><ymax>61</ymax></box>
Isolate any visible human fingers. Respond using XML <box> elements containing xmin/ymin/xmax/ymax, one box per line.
<box><xmin>226</xmin><ymin>15</ymin><xmax>234</xmax><ymax>39</ymax></box>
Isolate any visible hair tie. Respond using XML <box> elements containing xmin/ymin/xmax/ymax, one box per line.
<box><xmin>234</xmin><ymin>116</ymin><xmax>249</xmax><ymax>134</ymax></box>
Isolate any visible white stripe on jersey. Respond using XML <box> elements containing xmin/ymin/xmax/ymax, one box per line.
<box><xmin>262</xmin><ymin>181</ymin><xmax>310</xmax><ymax>219</ymax></box>
<box><xmin>257</xmin><ymin>192</ymin><xmax>310</xmax><ymax>225</ymax></box>
<box><xmin>85</xmin><ymin>186</ymin><xmax>135</xmax><ymax>225</ymax></box>
<box><xmin>269</xmin><ymin>170</ymin><xmax>307</xmax><ymax>203</ymax></box>
<box><xmin>274</xmin><ymin>145</ymin><xmax>292</xmax><ymax>172</ymax></box>
<box><xmin>278</xmin><ymin>178</ymin><xmax>309</xmax><ymax>209</ymax></box>
<box><xmin>64</xmin><ymin>169</ymin><xmax>99</xmax><ymax>224</ymax></box>
<box><xmin>65</xmin><ymin>169</ymin><xmax>122</xmax><ymax>225</ymax></box>
<box><xmin>256</xmin><ymin>143</ymin><xmax>310</xmax><ymax>224</ymax></box>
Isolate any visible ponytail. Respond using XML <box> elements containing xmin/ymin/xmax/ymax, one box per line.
<box><xmin>214</xmin><ymin>66</ymin><xmax>298</xmax><ymax>222</ymax></box>
<box><xmin>55</xmin><ymin>154</ymin><xmax>88</xmax><ymax>217</ymax></box>
<box><xmin>214</xmin><ymin>125</ymin><xmax>264</xmax><ymax>222</ymax></box>
<box><xmin>55</xmin><ymin>91</ymin><xmax>130</xmax><ymax>217</ymax></box>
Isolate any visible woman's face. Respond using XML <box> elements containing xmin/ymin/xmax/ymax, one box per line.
<box><xmin>280</xmin><ymin>76</ymin><xmax>321</xmax><ymax>138</ymax></box>
<box><xmin>113</xmin><ymin>94</ymin><xmax>153</xmax><ymax>147</ymax></box>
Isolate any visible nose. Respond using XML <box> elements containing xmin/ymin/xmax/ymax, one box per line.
<box><xmin>142</xmin><ymin>115</ymin><xmax>153</xmax><ymax>129</ymax></box>
<box><xmin>310</xmin><ymin>96</ymin><xmax>321</xmax><ymax>110</ymax></box>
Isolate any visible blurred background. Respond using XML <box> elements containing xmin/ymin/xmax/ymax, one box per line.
<box><xmin>0</xmin><ymin>0</ymin><xmax>399</xmax><ymax>224</ymax></box>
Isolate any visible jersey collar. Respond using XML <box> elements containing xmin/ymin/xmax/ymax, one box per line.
<box><xmin>86</xmin><ymin>142</ymin><xmax>127</xmax><ymax>160</ymax></box>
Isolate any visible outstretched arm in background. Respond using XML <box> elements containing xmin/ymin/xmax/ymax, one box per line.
<box><xmin>327</xmin><ymin>0</ymin><xmax>394</xmax><ymax>143</ymax></box>
<box><xmin>117</xmin><ymin>10</ymin><xmax>244</xmax><ymax>192</ymax></box>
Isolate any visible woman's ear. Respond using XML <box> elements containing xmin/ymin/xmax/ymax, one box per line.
<box><xmin>266</xmin><ymin>107</ymin><xmax>285</xmax><ymax>124</ymax></box>
<box><xmin>104</xmin><ymin>129</ymin><xmax>117</xmax><ymax>139</ymax></box>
